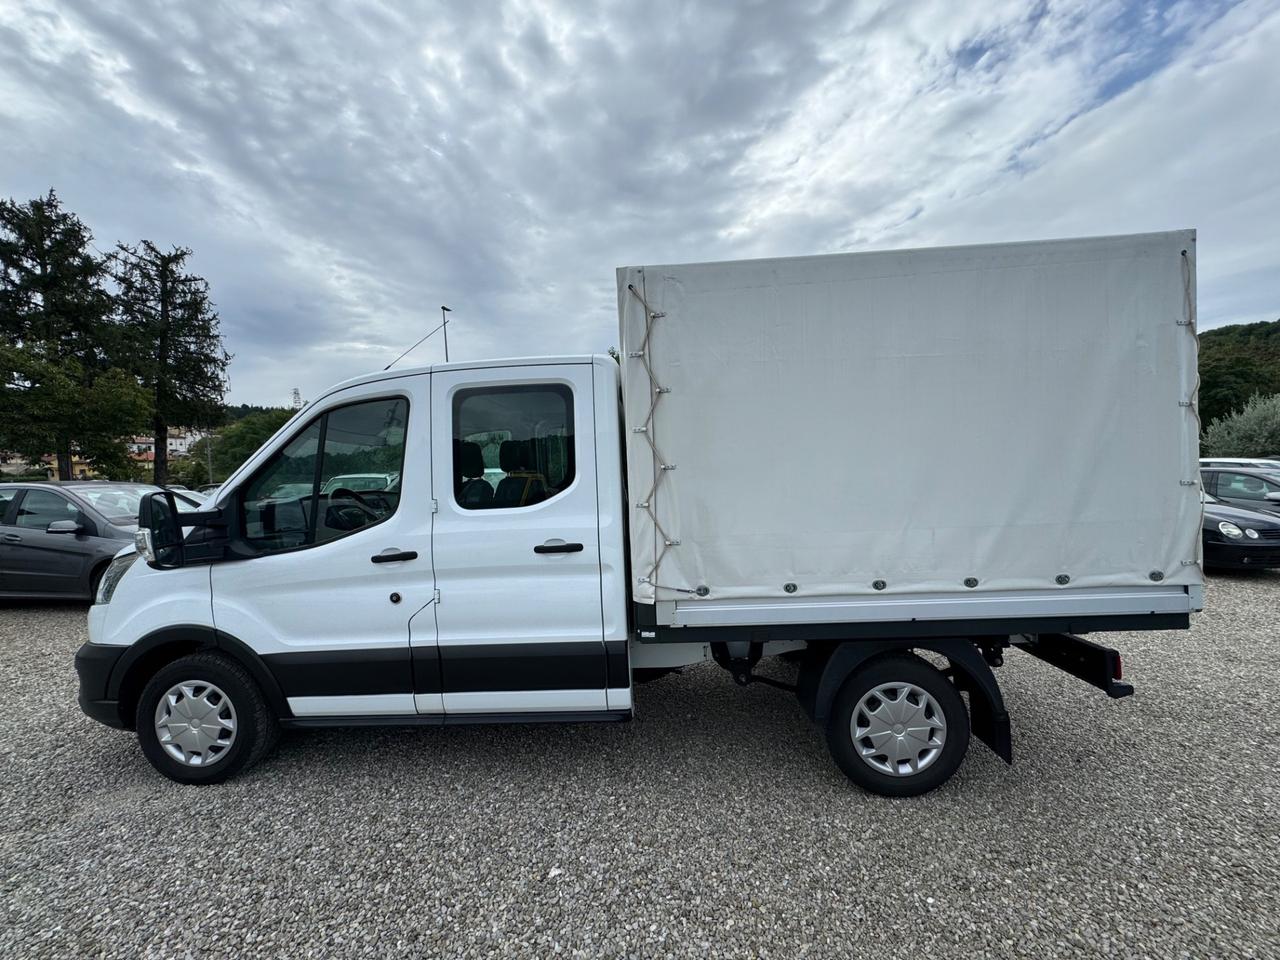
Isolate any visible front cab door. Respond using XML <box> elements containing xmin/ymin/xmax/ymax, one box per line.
<box><xmin>428</xmin><ymin>361</ymin><xmax>611</xmax><ymax>715</ymax></box>
<box><xmin>211</xmin><ymin>377</ymin><xmax>433</xmax><ymax>719</ymax></box>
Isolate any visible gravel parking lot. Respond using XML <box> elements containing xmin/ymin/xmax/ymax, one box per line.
<box><xmin>2</xmin><ymin>575</ymin><xmax>1278</xmax><ymax>960</ymax></box>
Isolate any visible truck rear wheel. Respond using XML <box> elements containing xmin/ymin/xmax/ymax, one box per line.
<box><xmin>136</xmin><ymin>653</ymin><xmax>278</xmax><ymax>785</ymax></box>
<box><xmin>825</xmin><ymin>653</ymin><xmax>969</xmax><ymax>797</ymax></box>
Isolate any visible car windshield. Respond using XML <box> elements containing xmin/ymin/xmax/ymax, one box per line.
<box><xmin>71</xmin><ymin>484</ymin><xmax>202</xmax><ymax>520</ymax></box>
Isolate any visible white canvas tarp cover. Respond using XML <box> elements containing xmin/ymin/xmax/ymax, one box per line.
<box><xmin>618</xmin><ymin>231</ymin><xmax>1203</xmax><ymax>604</ymax></box>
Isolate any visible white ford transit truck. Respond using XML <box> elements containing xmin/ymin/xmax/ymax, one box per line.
<box><xmin>76</xmin><ymin>230</ymin><xmax>1204</xmax><ymax>796</ymax></box>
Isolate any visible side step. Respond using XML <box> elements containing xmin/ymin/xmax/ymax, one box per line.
<box><xmin>1016</xmin><ymin>633</ymin><xmax>1134</xmax><ymax>699</ymax></box>
<box><xmin>281</xmin><ymin>710</ymin><xmax>631</xmax><ymax>729</ymax></box>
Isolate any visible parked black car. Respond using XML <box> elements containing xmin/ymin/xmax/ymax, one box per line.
<box><xmin>0</xmin><ymin>482</ymin><xmax>200</xmax><ymax>600</ymax></box>
<box><xmin>1199</xmin><ymin>466</ymin><xmax>1280</xmax><ymax>518</ymax></box>
<box><xmin>1201</xmin><ymin>492</ymin><xmax>1280</xmax><ymax>570</ymax></box>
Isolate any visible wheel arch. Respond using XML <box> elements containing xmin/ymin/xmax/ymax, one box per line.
<box><xmin>108</xmin><ymin>624</ymin><xmax>292</xmax><ymax>729</ymax></box>
<box><xmin>88</xmin><ymin>557</ymin><xmax>112</xmax><ymax>599</ymax></box>
<box><xmin>800</xmin><ymin>638</ymin><xmax>1012</xmax><ymax>764</ymax></box>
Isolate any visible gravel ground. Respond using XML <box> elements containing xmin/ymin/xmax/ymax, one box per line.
<box><xmin>2</xmin><ymin>575</ymin><xmax>1279</xmax><ymax>960</ymax></box>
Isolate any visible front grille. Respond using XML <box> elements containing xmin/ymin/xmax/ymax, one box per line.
<box><xmin>1254</xmin><ymin>528</ymin><xmax>1280</xmax><ymax>540</ymax></box>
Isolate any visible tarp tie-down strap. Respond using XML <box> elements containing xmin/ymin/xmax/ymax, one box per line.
<box><xmin>627</xmin><ymin>282</ymin><xmax>698</xmax><ymax>596</ymax></box>
<box><xmin>1179</xmin><ymin>249</ymin><xmax>1203</xmax><ymax>435</ymax></box>
<box><xmin>1180</xmin><ymin>248</ymin><xmax>1203</xmax><ymax>573</ymax></box>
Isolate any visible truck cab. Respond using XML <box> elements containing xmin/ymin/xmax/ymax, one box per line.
<box><xmin>79</xmin><ymin>356</ymin><xmax>633</xmax><ymax>782</ymax></box>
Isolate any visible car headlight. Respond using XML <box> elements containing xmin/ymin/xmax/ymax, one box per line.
<box><xmin>1218</xmin><ymin>521</ymin><xmax>1244</xmax><ymax>540</ymax></box>
<box><xmin>97</xmin><ymin>553</ymin><xmax>139</xmax><ymax>604</ymax></box>
<box><xmin>1245</xmin><ymin>528</ymin><xmax>1260</xmax><ymax>539</ymax></box>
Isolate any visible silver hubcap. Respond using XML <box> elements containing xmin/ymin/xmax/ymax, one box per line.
<box><xmin>154</xmin><ymin>681</ymin><xmax>237</xmax><ymax>767</ymax></box>
<box><xmin>851</xmin><ymin>682</ymin><xmax>947</xmax><ymax>777</ymax></box>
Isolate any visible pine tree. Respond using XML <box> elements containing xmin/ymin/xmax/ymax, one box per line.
<box><xmin>112</xmin><ymin>242</ymin><xmax>230</xmax><ymax>484</ymax></box>
<box><xmin>0</xmin><ymin>190</ymin><xmax>148</xmax><ymax>478</ymax></box>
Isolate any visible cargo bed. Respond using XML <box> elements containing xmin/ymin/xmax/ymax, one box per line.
<box><xmin>617</xmin><ymin>230</ymin><xmax>1204</xmax><ymax>633</ymax></box>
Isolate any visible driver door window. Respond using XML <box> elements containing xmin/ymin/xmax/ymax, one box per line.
<box><xmin>16</xmin><ymin>490</ymin><xmax>81</xmax><ymax>529</ymax></box>
<box><xmin>241</xmin><ymin>397</ymin><xmax>408</xmax><ymax>553</ymax></box>
<box><xmin>1219</xmin><ymin>472</ymin><xmax>1276</xmax><ymax>502</ymax></box>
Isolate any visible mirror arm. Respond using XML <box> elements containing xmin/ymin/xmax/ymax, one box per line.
<box><xmin>178</xmin><ymin>507</ymin><xmax>227</xmax><ymax>528</ymax></box>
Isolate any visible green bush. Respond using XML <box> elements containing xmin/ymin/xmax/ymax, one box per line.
<box><xmin>1201</xmin><ymin>393</ymin><xmax>1280</xmax><ymax>457</ymax></box>
<box><xmin>167</xmin><ymin>457</ymin><xmax>210</xmax><ymax>488</ymax></box>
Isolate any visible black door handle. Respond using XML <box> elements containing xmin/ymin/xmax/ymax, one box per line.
<box><xmin>534</xmin><ymin>541</ymin><xmax>584</xmax><ymax>554</ymax></box>
<box><xmin>371</xmin><ymin>550</ymin><xmax>418</xmax><ymax>563</ymax></box>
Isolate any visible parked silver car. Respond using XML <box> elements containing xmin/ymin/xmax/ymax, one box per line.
<box><xmin>0</xmin><ymin>482</ymin><xmax>201</xmax><ymax>600</ymax></box>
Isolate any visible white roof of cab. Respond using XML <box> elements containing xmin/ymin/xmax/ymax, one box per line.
<box><xmin>312</xmin><ymin>354</ymin><xmax>603</xmax><ymax>406</ymax></box>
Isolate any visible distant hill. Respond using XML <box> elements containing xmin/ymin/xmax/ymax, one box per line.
<box><xmin>223</xmin><ymin>403</ymin><xmax>292</xmax><ymax>423</ymax></box>
<box><xmin>1198</xmin><ymin>318</ymin><xmax>1280</xmax><ymax>427</ymax></box>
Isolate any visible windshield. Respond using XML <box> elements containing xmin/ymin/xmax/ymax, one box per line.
<box><xmin>72</xmin><ymin>484</ymin><xmax>202</xmax><ymax>520</ymax></box>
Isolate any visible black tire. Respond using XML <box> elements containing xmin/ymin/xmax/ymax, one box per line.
<box><xmin>136</xmin><ymin>653</ymin><xmax>279</xmax><ymax>785</ymax></box>
<box><xmin>824</xmin><ymin>652</ymin><xmax>969</xmax><ymax>797</ymax></box>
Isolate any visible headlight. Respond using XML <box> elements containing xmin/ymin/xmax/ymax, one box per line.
<box><xmin>97</xmin><ymin>553</ymin><xmax>139</xmax><ymax>604</ymax></box>
<box><xmin>1218</xmin><ymin>521</ymin><xmax>1244</xmax><ymax>540</ymax></box>
<box><xmin>1245</xmin><ymin>528</ymin><xmax>1260</xmax><ymax>539</ymax></box>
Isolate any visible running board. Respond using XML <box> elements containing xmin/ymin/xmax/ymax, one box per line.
<box><xmin>1016</xmin><ymin>633</ymin><xmax>1134</xmax><ymax>699</ymax></box>
<box><xmin>280</xmin><ymin>710</ymin><xmax>631</xmax><ymax>729</ymax></box>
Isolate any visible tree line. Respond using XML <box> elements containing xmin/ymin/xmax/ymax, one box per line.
<box><xmin>0</xmin><ymin>190</ymin><xmax>229</xmax><ymax>483</ymax></box>
<box><xmin>1198</xmin><ymin>318</ymin><xmax>1280</xmax><ymax>457</ymax></box>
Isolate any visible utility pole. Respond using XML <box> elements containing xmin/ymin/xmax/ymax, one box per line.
<box><xmin>441</xmin><ymin>305</ymin><xmax>452</xmax><ymax>362</ymax></box>
<box><xmin>204</xmin><ymin>431</ymin><xmax>214</xmax><ymax>485</ymax></box>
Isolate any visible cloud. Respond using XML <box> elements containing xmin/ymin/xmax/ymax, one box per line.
<box><xmin>0</xmin><ymin>0</ymin><xmax>1273</xmax><ymax>404</ymax></box>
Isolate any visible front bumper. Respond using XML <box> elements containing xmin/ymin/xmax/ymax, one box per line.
<box><xmin>1203</xmin><ymin>539</ymin><xmax>1280</xmax><ymax>569</ymax></box>
<box><xmin>75</xmin><ymin>642</ymin><xmax>128</xmax><ymax>728</ymax></box>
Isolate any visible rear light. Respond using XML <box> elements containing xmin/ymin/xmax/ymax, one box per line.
<box><xmin>1113</xmin><ymin>654</ymin><xmax>1123</xmax><ymax>681</ymax></box>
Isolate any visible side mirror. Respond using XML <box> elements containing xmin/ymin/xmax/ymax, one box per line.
<box><xmin>1266</xmin><ymin>491</ymin><xmax>1280</xmax><ymax>502</ymax></box>
<box><xmin>138</xmin><ymin>491</ymin><xmax>184</xmax><ymax>568</ymax></box>
<box><xmin>47</xmin><ymin>519</ymin><xmax>83</xmax><ymax>535</ymax></box>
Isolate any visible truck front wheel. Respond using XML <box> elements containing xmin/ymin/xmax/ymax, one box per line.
<box><xmin>825</xmin><ymin>653</ymin><xmax>970</xmax><ymax>797</ymax></box>
<box><xmin>135</xmin><ymin>653</ymin><xmax>279</xmax><ymax>785</ymax></box>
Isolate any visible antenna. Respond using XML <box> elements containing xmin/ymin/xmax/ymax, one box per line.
<box><xmin>441</xmin><ymin>305</ymin><xmax>452</xmax><ymax>363</ymax></box>
<box><xmin>290</xmin><ymin>387</ymin><xmax>303</xmax><ymax>410</ymax></box>
<box><xmin>384</xmin><ymin>307</ymin><xmax>457</xmax><ymax>371</ymax></box>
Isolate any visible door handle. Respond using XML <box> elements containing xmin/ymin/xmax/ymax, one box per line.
<box><xmin>371</xmin><ymin>549</ymin><xmax>418</xmax><ymax>564</ymax></box>
<box><xmin>1</xmin><ymin>533</ymin><xmax>20</xmax><ymax>543</ymax></box>
<box><xmin>534</xmin><ymin>541</ymin><xmax>584</xmax><ymax>554</ymax></box>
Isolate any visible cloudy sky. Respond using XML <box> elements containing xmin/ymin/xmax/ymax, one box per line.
<box><xmin>2</xmin><ymin>0</ymin><xmax>1277</xmax><ymax>405</ymax></box>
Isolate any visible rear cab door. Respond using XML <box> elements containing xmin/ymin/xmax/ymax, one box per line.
<box><xmin>428</xmin><ymin>359</ymin><xmax>624</xmax><ymax>715</ymax></box>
